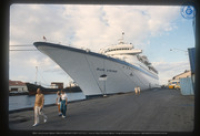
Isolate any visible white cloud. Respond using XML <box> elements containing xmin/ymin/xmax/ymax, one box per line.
<box><xmin>9</xmin><ymin>4</ymin><xmax>185</xmax><ymax>86</ymax></box>
<box><xmin>10</xmin><ymin>4</ymin><xmax>180</xmax><ymax>50</ymax></box>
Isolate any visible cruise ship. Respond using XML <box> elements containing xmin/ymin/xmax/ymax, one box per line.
<box><xmin>34</xmin><ymin>34</ymin><xmax>160</xmax><ymax>96</ymax></box>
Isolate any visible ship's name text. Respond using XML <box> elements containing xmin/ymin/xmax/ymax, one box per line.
<box><xmin>96</xmin><ymin>68</ymin><xmax>117</xmax><ymax>73</ymax></box>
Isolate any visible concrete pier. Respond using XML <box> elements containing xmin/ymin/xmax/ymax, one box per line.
<box><xmin>9</xmin><ymin>88</ymin><xmax>194</xmax><ymax>134</ymax></box>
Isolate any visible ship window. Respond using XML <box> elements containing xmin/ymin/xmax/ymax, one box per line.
<box><xmin>99</xmin><ymin>74</ymin><xmax>108</xmax><ymax>81</ymax></box>
<box><xmin>100</xmin><ymin>74</ymin><xmax>107</xmax><ymax>78</ymax></box>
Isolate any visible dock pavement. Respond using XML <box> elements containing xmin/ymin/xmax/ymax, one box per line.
<box><xmin>9</xmin><ymin>88</ymin><xmax>194</xmax><ymax>134</ymax></box>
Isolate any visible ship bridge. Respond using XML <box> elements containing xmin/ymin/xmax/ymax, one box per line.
<box><xmin>101</xmin><ymin>43</ymin><xmax>142</xmax><ymax>55</ymax></box>
<box><xmin>100</xmin><ymin>33</ymin><xmax>142</xmax><ymax>55</ymax></box>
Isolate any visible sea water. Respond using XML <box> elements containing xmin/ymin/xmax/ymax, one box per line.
<box><xmin>9</xmin><ymin>92</ymin><xmax>86</xmax><ymax>111</ymax></box>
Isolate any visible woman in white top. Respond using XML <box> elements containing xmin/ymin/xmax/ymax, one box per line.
<box><xmin>56</xmin><ymin>91</ymin><xmax>62</xmax><ymax>116</ymax></box>
<box><xmin>60</xmin><ymin>90</ymin><xmax>68</xmax><ymax>118</ymax></box>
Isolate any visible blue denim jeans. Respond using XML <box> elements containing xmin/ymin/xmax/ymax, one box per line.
<box><xmin>60</xmin><ymin>100</ymin><xmax>67</xmax><ymax>116</ymax></box>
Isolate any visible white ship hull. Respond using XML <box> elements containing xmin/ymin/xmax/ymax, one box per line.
<box><xmin>34</xmin><ymin>42</ymin><xmax>160</xmax><ymax>96</ymax></box>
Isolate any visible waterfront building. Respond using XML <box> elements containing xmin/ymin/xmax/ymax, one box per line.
<box><xmin>168</xmin><ymin>70</ymin><xmax>191</xmax><ymax>89</ymax></box>
<box><xmin>9</xmin><ymin>80</ymin><xmax>28</xmax><ymax>93</ymax></box>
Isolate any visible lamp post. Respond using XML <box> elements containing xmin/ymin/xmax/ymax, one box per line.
<box><xmin>170</xmin><ymin>48</ymin><xmax>187</xmax><ymax>52</ymax></box>
<box><xmin>170</xmin><ymin>48</ymin><xmax>189</xmax><ymax>65</ymax></box>
<box><xmin>170</xmin><ymin>48</ymin><xmax>189</xmax><ymax>63</ymax></box>
<box><xmin>170</xmin><ymin>48</ymin><xmax>188</xmax><ymax>55</ymax></box>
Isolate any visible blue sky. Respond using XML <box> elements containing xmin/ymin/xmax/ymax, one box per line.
<box><xmin>146</xmin><ymin>19</ymin><xmax>194</xmax><ymax>62</ymax></box>
<box><xmin>9</xmin><ymin>4</ymin><xmax>195</xmax><ymax>87</ymax></box>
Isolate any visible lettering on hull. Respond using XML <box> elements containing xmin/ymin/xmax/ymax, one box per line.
<box><xmin>97</xmin><ymin>68</ymin><xmax>117</xmax><ymax>73</ymax></box>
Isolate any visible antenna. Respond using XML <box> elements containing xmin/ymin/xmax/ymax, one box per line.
<box><xmin>43</xmin><ymin>36</ymin><xmax>47</xmax><ymax>41</ymax></box>
<box><xmin>122</xmin><ymin>32</ymin><xmax>125</xmax><ymax>40</ymax></box>
<box><xmin>119</xmin><ymin>32</ymin><xmax>125</xmax><ymax>44</ymax></box>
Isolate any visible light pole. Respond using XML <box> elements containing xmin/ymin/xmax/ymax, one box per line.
<box><xmin>170</xmin><ymin>48</ymin><xmax>189</xmax><ymax>63</ymax></box>
<box><xmin>170</xmin><ymin>48</ymin><xmax>188</xmax><ymax>55</ymax></box>
<box><xmin>170</xmin><ymin>48</ymin><xmax>189</xmax><ymax>65</ymax></box>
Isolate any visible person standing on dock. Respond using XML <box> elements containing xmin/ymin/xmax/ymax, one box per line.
<box><xmin>137</xmin><ymin>86</ymin><xmax>141</xmax><ymax>95</ymax></box>
<box><xmin>60</xmin><ymin>90</ymin><xmax>68</xmax><ymax>118</ymax></box>
<box><xmin>56</xmin><ymin>91</ymin><xmax>62</xmax><ymax>116</ymax></box>
<box><xmin>32</xmin><ymin>88</ymin><xmax>48</xmax><ymax>127</ymax></box>
<box><xmin>134</xmin><ymin>87</ymin><xmax>138</xmax><ymax>95</ymax></box>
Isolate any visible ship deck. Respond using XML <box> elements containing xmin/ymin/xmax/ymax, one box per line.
<box><xmin>8</xmin><ymin>88</ymin><xmax>194</xmax><ymax>135</ymax></box>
